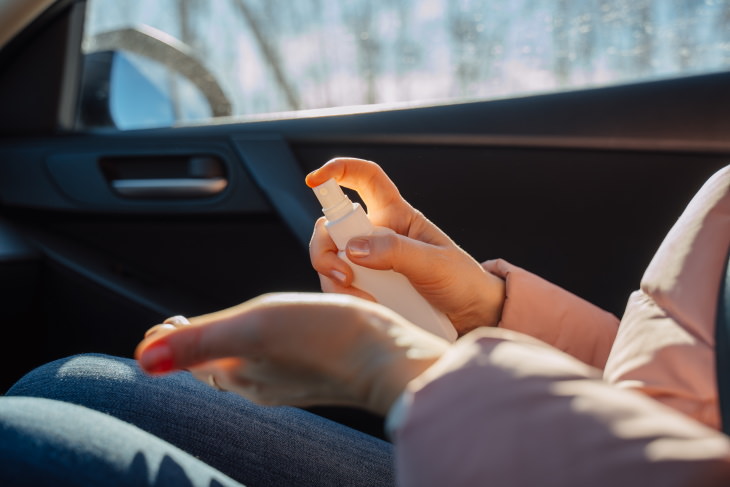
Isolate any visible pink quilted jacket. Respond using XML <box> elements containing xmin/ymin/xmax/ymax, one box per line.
<box><xmin>390</xmin><ymin>165</ymin><xmax>730</xmax><ymax>486</ymax></box>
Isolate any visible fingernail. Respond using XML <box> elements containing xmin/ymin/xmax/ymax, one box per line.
<box><xmin>347</xmin><ymin>238</ymin><xmax>370</xmax><ymax>257</ymax></box>
<box><xmin>164</xmin><ymin>315</ymin><xmax>190</xmax><ymax>326</ymax></box>
<box><xmin>331</xmin><ymin>269</ymin><xmax>347</xmax><ymax>283</ymax></box>
<box><xmin>144</xmin><ymin>323</ymin><xmax>176</xmax><ymax>338</ymax></box>
<box><xmin>139</xmin><ymin>341</ymin><xmax>175</xmax><ymax>375</ymax></box>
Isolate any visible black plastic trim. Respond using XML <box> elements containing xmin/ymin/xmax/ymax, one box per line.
<box><xmin>232</xmin><ymin>134</ymin><xmax>321</xmax><ymax>248</ymax></box>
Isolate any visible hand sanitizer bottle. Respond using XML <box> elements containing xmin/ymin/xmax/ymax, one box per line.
<box><xmin>312</xmin><ymin>178</ymin><xmax>457</xmax><ymax>342</ymax></box>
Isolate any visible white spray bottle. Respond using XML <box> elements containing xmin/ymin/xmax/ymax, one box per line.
<box><xmin>312</xmin><ymin>178</ymin><xmax>457</xmax><ymax>342</ymax></box>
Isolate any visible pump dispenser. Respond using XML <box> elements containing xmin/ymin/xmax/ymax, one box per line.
<box><xmin>313</xmin><ymin>179</ymin><xmax>457</xmax><ymax>342</ymax></box>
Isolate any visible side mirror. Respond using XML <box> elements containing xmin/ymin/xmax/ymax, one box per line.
<box><xmin>78</xmin><ymin>25</ymin><xmax>232</xmax><ymax>130</ymax></box>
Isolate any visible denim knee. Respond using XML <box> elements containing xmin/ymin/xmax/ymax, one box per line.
<box><xmin>7</xmin><ymin>353</ymin><xmax>140</xmax><ymax>398</ymax></box>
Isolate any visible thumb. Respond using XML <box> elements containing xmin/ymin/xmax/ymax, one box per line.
<box><xmin>346</xmin><ymin>231</ymin><xmax>446</xmax><ymax>285</ymax></box>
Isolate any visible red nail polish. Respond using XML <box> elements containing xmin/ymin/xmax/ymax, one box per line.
<box><xmin>140</xmin><ymin>341</ymin><xmax>175</xmax><ymax>374</ymax></box>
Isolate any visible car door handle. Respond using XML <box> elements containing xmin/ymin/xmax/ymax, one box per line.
<box><xmin>111</xmin><ymin>177</ymin><xmax>228</xmax><ymax>198</ymax></box>
<box><xmin>100</xmin><ymin>155</ymin><xmax>228</xmax><ymax>199</ymax></box>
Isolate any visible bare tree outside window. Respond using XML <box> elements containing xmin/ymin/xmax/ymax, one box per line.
<box><xmin>83</xmin><ymin>0</ymin><xmax>730</xmax><ymax>128</ymax></box>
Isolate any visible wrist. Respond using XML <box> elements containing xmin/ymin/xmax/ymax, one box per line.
<box><xmin>450</xmin><ymin>269</ymin><xmax>506</xmax><ymax>334</ymax></box>
<box><xmin>353</xmin><ymin>311</ymin><xmax>448</xmax><ymax>415</ymax></box>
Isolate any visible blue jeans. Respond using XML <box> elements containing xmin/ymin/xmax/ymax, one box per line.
<box><xmin>0</xmin><ymin>354</ymin><xmax>395</xmax><ymax>487</ymax></box>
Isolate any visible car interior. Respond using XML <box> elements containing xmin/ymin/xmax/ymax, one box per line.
<box><xmin>1</xmin><ymin>0</ymin><xmax>729</xmax><ymax>439</ymax></box>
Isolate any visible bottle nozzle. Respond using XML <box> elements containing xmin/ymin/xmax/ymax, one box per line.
<box><xmin>313</xmin><ymin>179</ymin><xmax>345</xmax><ymax>208</ymax></box>
<box><xmin>312</xmin><ymin>179</ymin><xmax>354</xmax><ymax>221</ymax></box>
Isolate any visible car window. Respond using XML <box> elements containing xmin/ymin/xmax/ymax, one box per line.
<box><xmin>79</xmin><ymin>0</ymin><xmax>730</xmax><ymax>130</ymax></box>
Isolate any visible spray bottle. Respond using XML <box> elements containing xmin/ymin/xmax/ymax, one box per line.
<box><xmin>312</xmin><ymin>178</ymin><xmax>457</xmax><ymax>342</ymax></box>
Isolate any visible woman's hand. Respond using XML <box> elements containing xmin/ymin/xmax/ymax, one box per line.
<box><xmin>135</xmin><ymin>293</ymin><xmax>449</xmax><ymax>416</ymax></box>
<box><xmin>307</xmin><ymin>157</ymin><xmax>505</xmax><ymax>335</ymax></box>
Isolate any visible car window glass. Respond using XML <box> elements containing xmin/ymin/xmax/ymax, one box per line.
<box><xmin>80</xmin><ymin>0</ymin><xmax>730</xmax><ymax>130</ymax></box>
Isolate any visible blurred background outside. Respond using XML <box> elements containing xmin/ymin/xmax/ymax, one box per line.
<box><xmin>83</xmin><ymin>0</ymin><xmax>730</xmax><ymax>127</ymax></box>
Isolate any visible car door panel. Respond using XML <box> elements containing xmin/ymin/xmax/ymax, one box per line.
<box><xmin>3</xmin><ymin>136</ymin><xmax>726</xmax><ymax>348</ymax></box>
<box><xmin>232</xmin><ymin>134</ymin><xmax>324</xmax><ymax>248</ymax></box>
<box><xmin>0</xmin><ymin>135</ymin><xmax>320</xmax><ymax>391</ymax></box>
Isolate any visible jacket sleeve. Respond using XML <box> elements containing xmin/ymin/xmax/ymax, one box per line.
<box><xmin>390</xmin><ymin>328</ymin><xmax>730</xmax><ymax>487</ymax></box>
<box><xmin>483</xmin><ymin>258</ymin><xmax>619</xmax><ymax>369</ymax></box>
<box><xmin>604</xmin><ymin>165</ymin><xmax>730</xmax><ymax>430</ymax></box>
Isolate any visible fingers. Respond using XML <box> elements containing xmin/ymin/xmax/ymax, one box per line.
<box><xmin>144</xmin><ymin>315</ymin><xmax>191</xmax><ymax>338</ymax></box>
<box><xmin>144</xmin><ymin>323</ymin><xmax>176</xmax><ymax>338</ymax></box>
<box><xmin>309</xmin><ymin>215</ymin><xmax>385</xmax><ymax>302</ymax></box>
<box><xmin>135</xmin><ymin>300</ymin><xmax>265</xmax><ymax>374</ymax></box>
<box><xmin>309</xmin><ymin>217</ymin><xmax>353</xmax><ymax>286</ymax></box>
<box><xmin>136</xmin><ymin>294</ymin><xmax>368</xmax><ymax>375</ymax></box>
<box><xmin>164</xmin><ymin>315</ymin><xmax>190</xmax><ymax>326</ymax></box>
<box><xmin>305</xmin><ymin>158</ymin><xmax>404</xmax><ymax>217</ymax></box>
<box><xmin>346</xmin><ymin>231</ymin><xmax>448</xmax><ymax>288</ymax></box>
